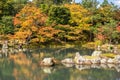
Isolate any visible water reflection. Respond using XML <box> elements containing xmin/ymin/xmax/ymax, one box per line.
<box><xmin>0</xmin><ymin>47</ymin><xmax>120</xmax><ymax>80</ymax></box>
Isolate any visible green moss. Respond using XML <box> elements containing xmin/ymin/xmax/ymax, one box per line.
<box><xmin>101</xmin><ymin>53</ymin><xmax>116</xmax><ymax>58</ymax></box>
<box><xmin>84</xmin><ymin>56</ymin><xmax>98</xmax><ymax>59</ymax></box>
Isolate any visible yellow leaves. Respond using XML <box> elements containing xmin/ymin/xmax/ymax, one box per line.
<box><xmin>65</xmin><ymin>4</ymin><xmax>87</xmax><ymax>13</ymax></box>
<box><xmin>64</xmin><ymin>4</ymin><xmax>90</xmax><ymax>30</ymax></box>
<box><xmin>31</xmin><ymin>26</ymin><xmax>38</xmax><ymax>32</ymax></box>
<box><xmin>38</xmin><ymin>26</ymin><xmax>60</xmax><ymax>37</ymax></box>
<box><xmin>30</xmin><ymin>38</ymin><xmax>39</xmax><ymax>43</ymax></box>
<box><xmin>36</xmin><ymin>26</ymin><xmax>61</xmax><ymax>42</ymax></box>
<box><xmin>14</xmin><ymin>4</ymin><xmax>47</xmax><ymax>31</ymax></box>
<box><xmin>21</xmin><ymin>21</ymin><xmax>29</xmax><ymax>27</ymax></box>
<box><xmin>13</xmin><ymin>4</ymin><xmax>49</xmax><ymax>43</ymax></box>
<box><xmin>14</xmin><ymin>30</ymin><xmax>32</xmax><ymax>39</ymax></box>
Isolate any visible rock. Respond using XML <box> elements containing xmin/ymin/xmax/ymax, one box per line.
<box><xmin>52</xmin><ymin>57</ymin><xmax>60</xmax><ymax>65</ymax></box>
<box><xmin>91</xmin><ymin>50</ymin><xmax>102</xmax><ymax>57</ymax></box>
<box><xmin>91</xmin><ymin>58</ymin><xmax>101</xmax><ymax>64</ymax></box>
<box><xmin>114</xmin><ymin>60</ymin><xmax>120</xmax><ymax>64</ymax></box>
<box><xmin>74</xmin><ymin>52</ymin><xmax>81</xmax><ymax>60</ymax></box>
<box><xmin>100</xmin><ymin>58</ymin><xmax>107</xmax><ymax>64</ymax></box>
<box><xmin>74</xmin><ymin>52</ymin><xmax>85</xmax><ymax>64</ymax></box>
<box><xmin>114</xmin><ymin>55</ymin><xmax>120</xmax><ymax>64</ymax></box>
<box><xmin>40</xmin><ymin>58</ymin><xmax>54</xmax><ymax>66</ymax></box>
<box><xmin>113</xmin><ymin>46</ymin><xmax>118</xmax><ymax>54</ymax></box>
<box><xmin>75</xmin><ymin>57</ymin><xmax>85</xmax><ymax>64</ymax></box>
<box><xmin>107</xmin><ymin>58</ymin><xmax>115</xmax><ymax>64</ymax></box>
<box><xmin>61</xmin><ymin>58</ymin><xmax>74</xmax><ymax>64</ymax></box>
<box><xmin>83</xmin><ymin>60</ymin><xmax>92</xmax><ymax>65</ymax></box>
<box><xmin>114</xmin><ymin>55</ymin><xmax>120</xmax><ymax>61</ymax></box>
<box><xmin>97</xmin><ymin>45</ymin><xmax>101</xmax><ymax>51</ymax></box>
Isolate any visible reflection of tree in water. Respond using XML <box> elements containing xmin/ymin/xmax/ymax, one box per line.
<box><xmin>0</xmin><ymin>59</ymin><xmax>15</xmax><ymax>80</ymax></box>
<box><xmin>37</xmin><ymin>47</ymin><xmax>93</xmax><ymax>59</ymax></box>
<box><xmin>43</xmin><ymin>67</ymin><xmax>70</xmax><ymax>80</ymax></box>
<box><xmin>68</xmin><ymin>67</ymin><xmax>118</xmax><ymax>80</ymax></box>
<box><xmin>0</xmin><ymin>47</ymin><xmax>120</xmax><ymax>80</ymax></box>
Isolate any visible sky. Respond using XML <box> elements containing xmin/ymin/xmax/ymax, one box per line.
<box><xmin>75</xmin><ymin>0</ymin><xmax>120</xmax><ymax>7</ymax></box>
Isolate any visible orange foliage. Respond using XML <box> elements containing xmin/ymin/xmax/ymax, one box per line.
<box><xmin>13</xmin><ymin>30</ymin><xmax>32</xmax><ymax>41</ymax></box>
<box><xmin>37</xmin><ymin>26</ymin><xmax>61</xmax><ymax>42</ymax></box>
<box><xmin>38</xmin><ymin>26</ymin><xmax>60</xmax><ymax>37</ymax></box>
<box><xmin>13</xmin><ymin>3</ymin><xmax>47</xmax><ymax>42</ymax></box>
<box><xmin>97</xmin><ymin>34</ymin><xmax>105</xmax><ymax>40</ymax></box>
<box><xmin>116</xmin><ymin>26</ymin><xmax>120</xmax><ymax>32</ymax></box>
<box><xmin>9</xmin><ymin>53</ymin><xmax>32</xmax><ymax>65</ymax></box>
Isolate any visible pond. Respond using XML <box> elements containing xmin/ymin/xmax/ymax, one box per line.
<box><xmin>0</xmin><ymin>47</ymin><xmax>120</xmax><ymax>80</ymax></box>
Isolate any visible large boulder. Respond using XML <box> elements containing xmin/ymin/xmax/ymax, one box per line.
<box><xmin>83</xmin><ymin>55</ymin><xmax>101</xmax><ymax>64</ymax></box>
<box><xmin>100</xmin><ymin>58</ymin><xmax>107</xmax><ymax>64</ymax></box>
<box><xmin>83</xmin><ymin>60</ymin><xmax>92</xmax><ymax>65</ymax></box>
<box><xmin>40</xmin><ymin>58</ymin><xmax>54</xmax><ymax>66</ymax></box>
<box><xmin>91</xmin><ymin>50</ymin><xmax>102</xmax><ymax>57</ymax></box>
<box><xmin>114</xmin><ymin>55</ymin><xmax>120</xmax><ymax>64</ymax></box>
<box><xmin>107</xmin><ymin>58</ymin><xmax>115</xmax><ymax>64</ymax></box>
<box><xmin>90</xmin><ymin>58</ymin><xmax>101</xmax><ymax>64</ymax></box>
<box><xmin>114</xmin><ymin>55</ymin><xmax>120</xmax><ymax>61</ymax></box>
<box><xmin>74</xmin><ymin>52</ymin><xmax>85</xmax><ymax>64</ymax></box>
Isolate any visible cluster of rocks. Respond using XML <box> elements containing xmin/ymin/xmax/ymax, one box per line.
<box><xmin>62</xmin><ymin>51</ymin><xmax>120</xmax><ymax>65</ymax></box>
<box><xmin>40</xmin><ymin>51</ymin><xmax>120</xmax><ymax>67</ymax></box>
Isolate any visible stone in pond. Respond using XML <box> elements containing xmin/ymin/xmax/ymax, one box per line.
<box><xmin>40</xmin><ymin>58</ymin><xmax>54</xmax><ymax>66</ymax></box>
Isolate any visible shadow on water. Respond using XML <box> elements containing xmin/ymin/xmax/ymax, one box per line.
<box><xmin>0</xmin><ymin>46</ymin><xmax>120</xmax><ymax>80</ymax></box>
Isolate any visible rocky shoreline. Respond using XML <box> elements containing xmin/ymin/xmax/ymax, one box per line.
<box><xmin>40</xmin><ymin>51</ymin><xmax>120</xmax><ymax>66</ymax></box>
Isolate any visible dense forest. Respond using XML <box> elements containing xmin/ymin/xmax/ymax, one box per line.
<box><xmin>0</xmin><ymin>0</ymin><xmax>120</xmax><ymax>46</ymax></box>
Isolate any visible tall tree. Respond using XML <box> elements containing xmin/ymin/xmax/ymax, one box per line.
<box><xmin>33</xmin><ymin>0</ymin><xmax>72</xmax><ymax>5</ymax></box>
<box><xmin>0</xmin><ymin>16</ymin><xmax>14</xmax><ymax>34</ymax></box>
<box><xmin>0</xmin><ymin>0</ymin><xmax>15</xmax><ymax>19</ymax></box>
<box><xmin>13</xmin><ymin>0</ymin><xmax>28</xmax><ymax>15</ymax></box>
<box><xmin>101</xmin><ymin>0</ymin><xmax>109</xmax><ymax>7</ymax></box>
<box><xmin>13</xmin><ymin>3</ymin><xmax>47</xmax><ymax>41</ymax></box>
<box><xmin>65</xmin><ymin>4</ymin><xmax>90</xmax><ymax>30</ymax></box>
<box><xmin>48</xmin><ymin>6</ymin><xmax>71</xmax><ymax>25</ymax></box>
<box><xmin>81</xmin><ymin>0</ymin><xmax>99</xmax><ymax>9</ymax></box>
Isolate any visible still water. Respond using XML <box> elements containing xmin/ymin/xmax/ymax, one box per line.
<box><xmin>0</xmin><ymin>47</ymin><xmax>120</xmax><ymax>80</ymax></box>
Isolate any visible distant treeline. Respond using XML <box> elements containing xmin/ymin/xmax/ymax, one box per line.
<box><xmin>0</xmin><ymin>0</ymin><xmax>120</xmax><ymax>45</ymax></box>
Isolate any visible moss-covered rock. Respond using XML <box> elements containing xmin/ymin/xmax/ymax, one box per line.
<box><xmin>100</xmin><ymin>53</ymin><xmax>116</xmax><ymax>58</ymax></box>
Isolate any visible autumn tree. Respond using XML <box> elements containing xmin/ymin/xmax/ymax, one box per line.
<box><xmin>13</xmin><ymin>3</ymin><xmax>61</xmax><ymax>44</ymax></box>
<box><xmin>65</xmin><ymin>4</ymin><xmax>90</xmax><ymax>30</ymax></box>
<box><xmin>64</xmin><ymin>4</ymin><xmax>92</xmax><ymax>42</ymax></box>
<box><xmin>13</xmin><ymin>3</ymin><xmax>47</xmax><ymax>42</ymax></box>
